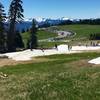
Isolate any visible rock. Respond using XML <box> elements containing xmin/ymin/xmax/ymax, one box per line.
<box><xmin>0</xmin><ymin>72</ymin><xmax>8</xmax><ymax>79</ymax></box>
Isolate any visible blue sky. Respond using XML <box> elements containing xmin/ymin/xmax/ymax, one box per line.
<box><xmin>1</xmin><ymin>0</ymin><xmax>100</xmax><ymax>19</ymax></box>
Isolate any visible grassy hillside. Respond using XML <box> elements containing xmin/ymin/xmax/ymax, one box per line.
<box><xmin>37</xmin><ymin>30</ymin><xmax>57</xmax><ymax>40</ymax></box>
<box><xmin>57</xmin><ymin>25</ymin><xmax>100</xmax><ymax>39</ymax></box>
<box><xmin>0</xmin><ymin>52</ymin><xmax>100</xmax><ymax>100</ymax></box>
<box><xmin>21</xmin><ymin>30</ymin><xmax>57</xmax><ymax>47</ymax></box>
<box><xmin>39</xmin><ymin>41</ymin><xmax>67</xmax><ymax>48</ymax></box>
<box><xmin>22</xmin><ymin>25</ymin><xmax>100</xmax><ymax>48</ymax></box>
<box><xmin>42</xmin><ymin>25</ymin><xmax>100</xmax><ymax>47</ymax></box>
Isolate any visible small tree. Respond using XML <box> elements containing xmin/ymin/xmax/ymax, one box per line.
<box><xmin>0</xmin><ymin>2</ymin><xmax>6</xmax><ymax>53</ymax></box>
<box><xmin>29</xmin><ymin>19</ymin><xmax>38</xmax><ymax>50</ymax></box>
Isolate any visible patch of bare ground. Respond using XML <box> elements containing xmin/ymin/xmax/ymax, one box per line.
<box><xmin>68</xmin><ymin>59</ymin><xmax>100</xmax><ymax>68</ymax></box>
<box><xmin>77</xmin><ymin>50</ymin><xmax>100</xmax><ymax>53</ymax></box>
<box><xmin>86</xmin><ymin>50</ymin><xmax>100</xmax><ymax>53</ymax></box>
<box><xmin>91</xmin><ymin>64</ymin><xmax>100</xmax><ymax>67</ymax></box>
<box><xmin>0</xmin><ymin>59</ymin><xmax>18</xmax><ymax>67</ymax></box>
<box><xmin>68</xmin><ymin>59</ymin><xmax>92</xmax><ymax>67</ymax></box>
<box><xmin>0</xmin><ymin>57</ymin><xmax>52</xmax><ymax>67</ymax></box>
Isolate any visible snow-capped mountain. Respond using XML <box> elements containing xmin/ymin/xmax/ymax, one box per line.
<box><xmin>61</xmin><ymin>17</ymin><xmax>69</xmax><ymax>20</ymax></box>
<box><xmin>35</xmin><ymin>17</ymin><xmax>46</xmax><ymax>22</ymax></box>
<box><xmin>5</xmin><ymin>17</ymin><xmax>76</xmax><ymax>32</ymax></box>
<box><xmin>24</xmin><ymin>18</ymin><xmax>33</xmax><ymax>22</ymax></box>
<box><xmin>24</xmin><ymin>17</ymin><xmax>71</xmax><ymax>23</ymax></box>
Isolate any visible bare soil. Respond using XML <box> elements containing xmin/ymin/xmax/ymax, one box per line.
<box><xmin>69</xmin><ymin>59</ymin><xmax>100</xmax><ymax>67</ymax></box>
<box><xmin>0</xmin><ymin>57</ymin><xmax>51</xmax><ymax>67</ymax></box>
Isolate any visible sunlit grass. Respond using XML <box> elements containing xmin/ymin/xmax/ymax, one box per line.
<box><xmin>0</xmin><ymin>52</ymin><xmax>100</xmax><ymax>100</ymax></box>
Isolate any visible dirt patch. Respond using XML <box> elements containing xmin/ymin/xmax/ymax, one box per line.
<box><xmin>0</xmin><ymin>58</ymin><xmax>100</xmax><ymax>68</ymax></box>
<box><xmin>0</xmin><ymin>57</ymin><xmax>52</xmax><ymax>67</ymax></box>
<box><xmin>68</xmin><ymin>60</ymin><xmax>92</xmax><ymax>67</ymax></box>
<box><xmin>68</xmin><ymin>59</ymin><xmax>100</xmax><ymax>68</ymax></box>
<box><xmin>91</xmin><ymin>64</ymin><xmax>100</xmax><ymax>67</ymax></box>
<box><xmin>0</xmin><ymin>59</ymin><xmax>18</xmax><ymax>67</ymax></box>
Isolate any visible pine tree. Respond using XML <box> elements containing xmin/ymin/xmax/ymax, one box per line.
<box><xmin>14</xmin><ymin>30</ymin><xmax>24</xmax><ymax>48</ymax></box>
<box><xmin>0</xmin><ymin>2</ymin><xmax>6</xmax><ymax>53</ymax></box>
<box><xmin>7</xmin><ymin>0</ymin><xmax>24</xmax><ymax>52</ymax></box>
<box><xmin>29</xmin><ymin>19</ymin><xmax>38</xmax><ymax>50</ymax></box>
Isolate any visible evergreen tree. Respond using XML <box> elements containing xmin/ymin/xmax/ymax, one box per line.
<box><xmin>26</xmin><ymin>28</ymin><xmax>29</xmax><ymax>32</ymax></box>
<box><xmin>7</xmin><ymin>0</ymin><xmax>24</xmax><ymax>52</ymax></box>
<box><xmin>0</xmin><ymin>2</ymin><xmax>6</xmax><ymax>53</ymax></box>
<box><xmin>14</xmin><ymin>30</ymin><xmax>24</xmax><ymax>48</ymax></box>
<box><xmin>29</xmin><ymin>19</ymin><xmax>38</xmax><ymax>50</ymax></box>
<box><xmin>21</xmin><ymin>28</ymin><xmax>25</xmax><ymax>33</ymax></box>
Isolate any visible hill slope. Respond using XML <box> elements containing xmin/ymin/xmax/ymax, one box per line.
<box><xmin>0</xmin><ymin>52</ymin><xmax>100</xmax><ymax>99</ymax></box>
<box><xmin>57</xmin><ymin>25</ymin><xmax>100</xmax><ymax>39</ymax></box>
<box><xmin>22</xmin><ymin>25</ymin><xmax>100</xmax><ymax>48</ymax></box>
<box><xmin>21</xmin><ymin>30</ymin><xmax>57</xmax><ymax>47</ymax></box>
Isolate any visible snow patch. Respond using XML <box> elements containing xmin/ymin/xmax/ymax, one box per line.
<box><xmin>72</xmin><ymin>46</ymin><xmax>100</xmax><ymax>51</ymax></box>
<box><xmin>88</xmin><ymin>57</ymin><xmax>100</xmax><ymax>64</ymax></box>
<box><xmin>1</xmin><ymin>45</ymin><xmax>100</xmax><ymax>61</ymax></box>
<box><xmin>57</xmin><ymin>45</ymin><xmax>68</xmax><ymax>52</ymax></box>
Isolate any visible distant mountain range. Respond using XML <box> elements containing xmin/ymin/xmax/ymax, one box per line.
<box><xmin>5</xmin><ymin>17</ymin><xmax>78</xmax><ymax>32</ymax></box>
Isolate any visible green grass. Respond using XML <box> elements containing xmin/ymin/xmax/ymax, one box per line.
<box><xmin>21</xmin><ymin>25</ymin><xmax>100</xmax><ymax>48</ymax></box>
<box><xmin>38</xmin><ymin>41</ymin><xmax>68</xmax><ymax>48</ymax></box>
<box><xmin>0</xmin><ymin>52</ymin><xmax>100</xmax><ymax>100</ymax></box>
<box><xmin>21</xmin><ymin>30</ymin><xmax>57</xmax><ymax>47</ymax></box>
<box><xmin>46</xmin><ymin>25</ymin><xmax>100</xmax><ymax>46</ymax></box>
<box><xmin>57</xmin><ymin>25</ymin><xmax>100</xmax><ymax>39</ymax></box>
<box><xmin>37</xmin><ymin>30</ymin><xmax>57</xmax><ymax>40</ymax></box>
<box><xmin>21</xmin><ymin>32</ymin><xmax>30</xmax><ymax>45</ymax></box>
<box><xmin>39</xmin><ymin>25</ymin><xmax>100</xmax><ymax>47</ymax></box>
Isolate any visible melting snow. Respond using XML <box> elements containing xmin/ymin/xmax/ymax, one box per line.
<box><xmin>88</xmin><ymin>57</ymin><xmax>100</xmax><ymax>64</ymax></box>
<box><xmin>1</xmin><ymin>45</ymin><xmax>100</xmax><ymax>61</ymax></box>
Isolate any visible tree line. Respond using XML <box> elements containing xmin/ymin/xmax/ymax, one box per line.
<box><xmin>39</xmin><ymin>19</ymin><xmax>100</xmax><ymax>28</ymax></box>
<box><xmin>59</xmin><ymin>19</ymin><xmax>100</xmax><ymax>25</ymax></box>
<box><xmin>0</xmin><ymin>0</ymin><xmax>37</xmax><ymax>53</ymax></box>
